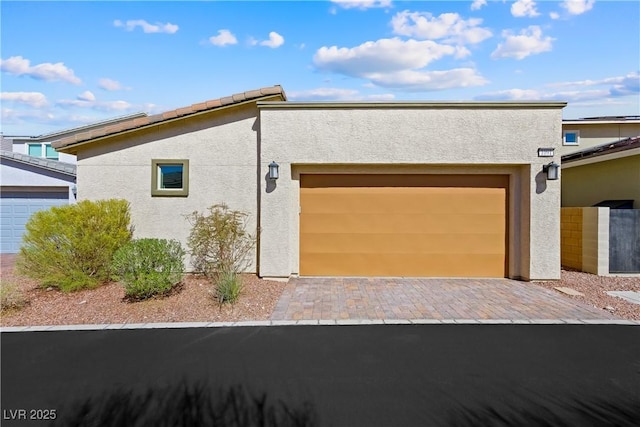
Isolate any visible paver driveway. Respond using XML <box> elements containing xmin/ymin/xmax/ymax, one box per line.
<box><xmin>271</xmin><ymin>277</ymin><xmax>617</xmax><ymax>321</ymax></box>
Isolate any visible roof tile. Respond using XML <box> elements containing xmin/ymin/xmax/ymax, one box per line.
<box><xmin>53</xmin><ymin>85</ymin><xmax>286</xmax><ymax>150</ymax></box>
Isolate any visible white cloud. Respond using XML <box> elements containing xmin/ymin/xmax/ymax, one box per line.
<box><xmin>77</xmin><ymin>91</ymin><xmax>95</xmax><ymax>102</ymax></box>
<box><xmin>330</xmin><ymin>0</ymin><xmax>392</xmax><ymax>10</ymax></box>
<box><xmin>548</xmin><ymin>71</ymin><xmax>640</xmax><ymax>97</ymax></box>
<box><xmin>549</xmin><ymin>12</ymin><xmax>560</xmax><ymax>20</ymax></box>
<box><xmin>99</xmin><ymin>78</ymin><xmax>128</xmax><ymax>91</ymax></box>
<box><xmin>391</xmin><ymin>11</ymin><xmax>492</xmax><ymax>44</ymax></box>
<box><xmin>209</xmin><ymin>29</ymin><xmax>238</xmax><ymax>46</ymax></box>
<box><xmin>288</xmin><ymin>87</ymin><xmax>396</xmax><ymax>101</ymax></box>
<box><xmin>511</xmin><ymin>0</ymin><xmax>540</xmax><ymax>18</ymax></box>
<box><xmin>491</xmin><ymin>26</ymin><xmax>553</xmax><ymax>60</ymax></box>
<box><xmin>364</xmin><ymin>68</ymin><xmax>488</xmax><ymax>91</ymax></box>
<box><xmin>113</xmin><ymin>19</ymin><xmax>178</xmax><ymax>34</ymax></box>
<box><xmin>314</xmin><ymin>38</ymin><xmax>458</xmax><ymax>75</ymax></box>
<box><xmin>0</xmin><ymin>56</ymin><xmax>81</xmax><ymax>84</ymax></box>
<box><xmin>0</xmin><ymin>91</ymin><xmax>48</xmax><ymax>108</ymax></box>
<box><xmin>476</xmin><ymin>71</ymin><xmax>639</xmax><ymax>103</ymax></box>
<box><xmin>260</xmin><ymin>32</ymin><xmax>285</xmax><ymax>48</ymax></box>
<box><xmin>313</xmin><ymin>37</ymin><xmax>487</xmax><ymax>91</ymax></box>
<box><xmin>470</xmin><ymin>0</ymin><xmax>487</xmax><ymax>11</ymax></box>
<box><xmin>57</xmin><ymin>92</ymin><xmax>133</xmax><ymax>112</ymax></box>
<box><xmin>560</xmin><ymin>0</ymin><xmax>595</xmax><ymax>15</ymax></box>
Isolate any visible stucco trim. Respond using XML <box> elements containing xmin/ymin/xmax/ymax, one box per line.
<box><xmin>258</xmin><ymin>101</ymin><xmax>567</xmax><ymax>110</ymax></box>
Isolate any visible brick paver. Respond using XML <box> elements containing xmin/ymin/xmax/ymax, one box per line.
<box><xmin>271</xmin><ymin>277</ymin><xmax>618</xmax><ymax>321</ymax></box>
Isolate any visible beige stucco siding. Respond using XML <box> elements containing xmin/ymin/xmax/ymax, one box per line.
<box><xmin>562</xmin><ymin>154</ymin><xmax>640</xmax><ymax>209</ymax></box>
<box><xmin>258</xmin><ymin>105</ymin><xmax>563</xmax><ymax>280</ymax></box>
<box><xmin>559</xmin><ymin>122</ymin><xmax>640</xmax><ymax>156</ymax></box>
<box><xmin>76</xmin><ymin>104</ymin><xmax>260</xmax><ymax>271</ymax></box>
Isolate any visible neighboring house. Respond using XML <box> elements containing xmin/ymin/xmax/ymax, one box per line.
<box><xmin>560</xmin><ymin>116</ymin><xmax>640</xmax><ymax>156</ymax></box>
<box><xmin>53</xmin><ymin>85</ymin><xmax>566</xmax><ymax>281</ymax></box>
<box><xmin>561</xmin><ymin>136</ymin><xmax>640</xmax><ymax>209</ymax></box>
<box><xmin>0</xmin><ymin>114</ymin><xmax>145</xmax><ymax>254</ymax></box>
<box><xmin>0</xmin><ymin>150</ymin><xmax>76</xmax><ymax>253</ymax></box>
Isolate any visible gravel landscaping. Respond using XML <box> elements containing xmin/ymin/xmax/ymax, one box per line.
<box><xmin>1</xmin><ymin>254</ymin><xmax>638</xmax><ymax>326</ymax></box>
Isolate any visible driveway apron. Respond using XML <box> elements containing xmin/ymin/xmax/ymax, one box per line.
<box><xmin>271</xmin><ymin>277</ymin><xmax>617</xmax><ymax>321</ymax></box>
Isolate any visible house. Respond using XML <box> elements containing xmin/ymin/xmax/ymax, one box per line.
<box><xmin>561</xmin><ymin>136</ymin><xmax>640</xmax><ymax>209</ymax></box>
<box><xmin>53</xmin><ymin>85</ymin><xmax>566</xmax><ymax>281</ymax></box>
<box><xmin>0</xmin><ymin>114</ymin><xmax>145</xmax><ymax>254</ymax></box>
<box><xmin>0</xmin><ymin>150</ymin><xmax>76</xmax><ymax>253</ymax></box>
<box><xmin>560</xmin><ymin>115</ymin><xmax>640</xmax><ymax>156</ymax></box>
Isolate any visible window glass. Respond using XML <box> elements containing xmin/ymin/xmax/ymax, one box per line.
<box><xmin>45</xmin><ymin>144</ymin><xmax>59</xmax><ymax>159</ymax></box>
<box><xmin>158</xmin><ymin>164</ymin><xmax>183</xmax><ymax>189</ymax></box>
<box><xmin>28</xmin><ymin>144</ymin><xmax>42</xmax><ymax>156</ymax></box>
<box><xmin>564</xmin><ymin>132</ymin><xmax>578</xmax><ymax>144</ymax></box>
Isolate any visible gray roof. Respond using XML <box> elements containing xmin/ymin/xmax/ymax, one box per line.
<box><xmin>0</xmin><ymin>150</ymin><xmax>76</xmax><ymax>177</ymax></box>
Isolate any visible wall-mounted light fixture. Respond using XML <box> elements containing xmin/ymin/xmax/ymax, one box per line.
<box><xmin>268</xmin><ymin>161</ymin><xmax>279</xmax><ymax>180</ymax></box>
<box><xmin>543</xmin><ymin>162</ymin><xmax>559</xmax><ymax>180</ymax></box>
<box><xmin>72</xmin><ymin>184</ymin><xmax>77</xmax><ymax>198</ymax></box>
<box><xmin>537</xmin><ymin>147</ymin><xmax>555</xmax><ymax>157</ymax></box>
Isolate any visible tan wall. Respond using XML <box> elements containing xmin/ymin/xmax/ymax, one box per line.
<box><xmin>76</xmin><ymin>103</ymin><xmax>261</xmax><ymax>271</ymax></box>
<box><xmin>562</xmin><ymin>155</ymin><xmax>640</xmax><ymax>209</ymax></box>
<box><xmin>559</xmin><ymin>122</ymin><xmax>640</xmax><ymax>156</ymax></box>
<box><xmin>259</xmin><ymin>104</ymin><xmax>564</xmax><ymax>280</ymax></box>
<box><xmin>560</xmin><ymin>208</ymin><xmax>582</xmax><ymax>270</ymax></box>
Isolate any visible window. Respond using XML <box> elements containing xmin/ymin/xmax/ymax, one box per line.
<box><xmin>28</xmin><ymin>144</ymin><xmax>42</xmax><ymax>156</ymax></box>
<box><xmin>151</xmin><ymin>159</ymin><xmax>189</xmax><ymax>197</ymax></box>
<box><xmin>563</xmin><ymin>131</ymin><xmax>579</xmax><ymax>146</ymax></box>
<box><xmin>45</xmin><ymin>144</ymin><xmax>59</xmax><ymax>160</ymax></box>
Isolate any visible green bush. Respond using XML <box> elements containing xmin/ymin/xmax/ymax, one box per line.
<box><xmin>0</xmin><ymin>280</ymin><xmax>27</xmax><ymax>312</ymax></box>
<box><xmin>111</xmin><ymin>238</ymin><xmax>185</xmax><ymax>300</ymax></box>
<box><xmin>16</xmin><ymin>199</ymin><xmax>133</xmax><ymax>292</ymax></box>
<box><xmin>186</xmin><ymin>203</ymin><xmax>256</xmax><ymax>305</ymax></box>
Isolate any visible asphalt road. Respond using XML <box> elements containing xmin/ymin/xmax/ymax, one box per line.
<box><xmin>2</xmin><ymin>325</ymin><xmax>639</xmax><ymax>426</ymax></box>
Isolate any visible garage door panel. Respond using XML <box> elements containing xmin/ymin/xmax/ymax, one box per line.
<box><xmin>301</xmin><ymin>232</ymin><xmax>506</xmax><ymax>254</ymax></box>
<box><xmin>300</xmin><ymin>253</ymin><xmax>506</xmax><ymax>278</ymax></box>
<box><xmin>301</xmin><ymin>188</ymin><xmax>506</xmax><ymax>215</ymax></box>
<box><xmin>301</xmin><ymin>213</ymin><xmax>505</xmax><ymax>234</ymax></box>
<box><xmin>299</xmin><ymin>174</ymin><xmax>508</xmax><ymax>277</ymax></box>
<box><xmin>0</xmin><ymin>191</ymin><xmax>68</xmax><ymax>253</ymax></box>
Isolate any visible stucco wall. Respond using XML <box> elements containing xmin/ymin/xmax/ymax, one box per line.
<box><xmin>562</xmin><ymin>155</ymin><xmax>640</xmax><ymax>209</ymax></box>
<box><xmin>258</xmin><ymin>105</ymin><xmax>563</xmax><ymax>280</ymax></box>
<box><xmin>76</xmin><ymin>103</ymin><xmax>261</xmax><ymax>271</ymax></box>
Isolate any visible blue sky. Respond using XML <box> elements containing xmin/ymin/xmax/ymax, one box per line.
<box><xmin>1</xmin><ymin>0</ymin><xmax>639</xmax><ymax>136</ymax></box>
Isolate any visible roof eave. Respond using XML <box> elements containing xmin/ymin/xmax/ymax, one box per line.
<box><xmin>55</xmin><ymin>93</ymin><xmax>285</xmax><ymax>154</ymax></box>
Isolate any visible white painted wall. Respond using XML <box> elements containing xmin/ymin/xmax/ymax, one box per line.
<box><xmin>1</xmin><ymin>162</ymin><xmax>76</xmax><ymax>202</ymax></box>
<box><xmin>258</xmin><ymin>104</ymin><xmax>564</xmax><ymax>280</ymax></box>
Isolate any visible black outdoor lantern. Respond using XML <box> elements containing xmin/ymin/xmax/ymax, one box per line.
<box><xmin>543</xmin><ymin>161</ymin><xmax>559</xmax><ymax>180</ymax></box>
<box><xmin>268</xmin><ymin>161</ymin><xmax>279</xmax><ymax>180</ymax></box>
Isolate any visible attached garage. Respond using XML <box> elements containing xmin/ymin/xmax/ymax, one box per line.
<box><xmin>0</xmin><ymin>189</ymin><xmax>69</xmax><ymax>253</ymax></box>
<box><xmin>300</xmin><ymin>174</ymin><xmax>508</xmax><ymax>277</ymax></box>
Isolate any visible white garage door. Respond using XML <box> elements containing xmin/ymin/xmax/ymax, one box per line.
<box><xmin>1</xmin><ymin>190</ymin><xmax>69</xmax><ymax>253</ymax></box>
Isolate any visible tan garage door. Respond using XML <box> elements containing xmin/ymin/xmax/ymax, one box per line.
<box><xmin>300</xmin><ymin>174</ymin><xmax>508</xmax><ymax>277</ymax></box>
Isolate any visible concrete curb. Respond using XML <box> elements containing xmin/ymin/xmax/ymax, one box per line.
<box><xmin>2</xmin><ymin>318</ymin><xmax>639</xmax><ymax>332</ymax></box>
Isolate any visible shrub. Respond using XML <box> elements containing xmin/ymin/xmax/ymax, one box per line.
<box><xmin>186</xmin><ymin>204</ymin><xmax>256</xmax><ymax>304</ymax></box>
<box><xmin>0</xmin><ymin>280</ymin><xmax>27</xmax><ymax>312</ymax></box>
<box><xmin>16</xmin><ymin>199</ymin><xmax>133</xmax><ymax>292</ymax></box>
<box><xmin>111</xmin><ymin>238</ymin><xmax>185</xmax><ymax>301</ymax></box>
<box><xmin>213</xmin><ymin>270</ymin><xmax>243</xmax><ymax>305</ymax></box>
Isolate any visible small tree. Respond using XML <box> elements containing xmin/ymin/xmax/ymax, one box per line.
<box><xmin>186</xmin><ymin>204</ymin><xmax>257</xmax><ymax>304</ymax></box>
<box><xmin>16</xmin><ymin>199</ymin><xmax>133</xmax><ymax>292</ymax></box>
